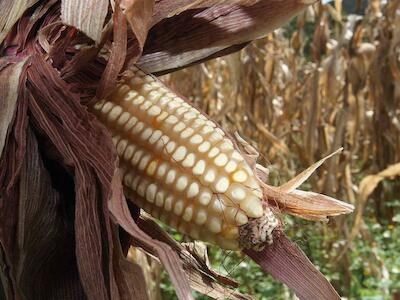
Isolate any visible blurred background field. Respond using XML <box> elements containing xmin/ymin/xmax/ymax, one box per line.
<box><xmin>150</xmin><ymin>1</ymin><xmax>400</xmax><ymax>299</ymax></box>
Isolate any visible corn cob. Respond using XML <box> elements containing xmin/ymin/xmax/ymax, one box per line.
<box><xmin>91</xmin><ymin>67</ymin><xmax>278</xmax><ymax>250</ymax></box>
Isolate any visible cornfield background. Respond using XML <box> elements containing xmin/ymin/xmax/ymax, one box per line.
<box><xmin>153</xmin><ymin>1</ymin><xmax>400</xmax><ymax>299</ymax></box>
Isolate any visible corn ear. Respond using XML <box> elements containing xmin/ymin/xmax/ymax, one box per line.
<box><xmin>91</xmin><ymin>67</ymin><xmax>278</xmax><ymax>250</ymax></box>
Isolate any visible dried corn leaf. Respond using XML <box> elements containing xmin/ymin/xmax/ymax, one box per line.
<box><xmin>120</xmin><ymin>0</ymin><xmax>154</xmax><ymax>51</ymax></box>
<box><xmin>344</xmin><ymin>162</ymin><xmax>400</xmax><ymax>251</ymax></box>
<box><xmin>139</xmin><ymin>0</ymin><xmax>315</xmax><ymax>74</ymax></box>
<box><xmin>16</xmin><ymin>128</ymin><xmax>86</xmax><ymax>299</ymax></box>
<box><xmin>245</xmin><ymin>232</ymin><xmax>340</xmax><ymax>300</ymax></box>
<box><xmin>167</xmin><ymin>0</ymin><xmax>260</xmax><ymax>17</ymax></box>
<box><xmin>137</xmin><ymin>218</ymin><xmax>252</xmax><ymax>300</ymax></box>
<box><xmin>0</xmin><ymin>0</ymin><xmax>38</xmax><ymax>44</ymax></box>
<box><xmin>0</xmin><ymin>58</ymin><xmax>28</xmax><ymax>159</ymax></box>
<box><xmin>108</xmin><ymin>175</ymin><xmax>194</xmax><ymax>300</ymax></box>
<box><xmin>61</xmin><ymin>0</ymin><xmax>109</xmax><ymax>43</ymax></box>
<box><xmin>278</xmin><ymin>148</ymin><xmax>343</xmax><ymax>193</ymax></box>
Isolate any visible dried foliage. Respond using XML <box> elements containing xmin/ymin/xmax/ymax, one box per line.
<box><xmin>163</xmin><ymin>0</ymin><xmax>400</xmax><ymax>297</ymax></box>
<box><xmin>1</xmin><ymin>0</ymin><xmax>345</xmax><ymax>299</ymax></box>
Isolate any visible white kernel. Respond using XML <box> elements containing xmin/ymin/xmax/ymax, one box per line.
<box><xmin>225</xmin><ymin>207</ymin><xmax>245</xmax><ymax>225</ymax></box>
<box><xmin>182</xmin><ymin>153</ymin><xmax>196</xmax><ymax>168</ymax></box>
<box><xmin>215</xmin><ymin>128</ymin><xmax>225</xmax><ymax>136</ymax></box>
<box><xmin>117</xmin><ymin>112</ymin><xmax>130</xmax><ymax>126</ymax></box>
<box><xmin>165</xmin><ymin>169</ymin><xmax>176</xmax><ymax>184</ymax></box>
<box><xmin>138</xmin><ymin>154</ymin><xmax>151</xmax><ymax>171</ymax></box>
<box><xmin>203</xmin><ymin>168</ymin><xmax>216</xmax><ymax>183</ymax></box>
<box><xmin>156</xmin><ymin>111</ymin><xmax>168</xmax><ymax>122</ymax></box>
<box><xmin>146</xmin><ymin>184</ymin><xmax>157</xmax><ymax>203</ymax></box>
<box><xmin>158</xmin><ymin>97</ymin><xmax>169</xmax><ymax>106</ymax></box>
<box><xmin>232</xmin><ymin>151</ymin><xmax>244</xmax><ymax>161</ymax></box>
<box><xmin>124</xmin><ymin>173</ymin><xmax>133</xmax><ymax>187</ymax></box>
<box><xmin>208</xmin><ymin>147</ymin><xmax>220</xmax><ymax>158</ymax></box>
<box><xmin>149</xmin><ymin>130</ymin><xmax>162</xmax><ymax>144</ymax></box>
<box><xmin>156</xmin><ymin>162</ymin><xmax>168</xmax><ymax>179</ymax></box>
<box><xmin>137</xmin><ymin>180</ymin><xmax>147</xmax><ymax>197</ymax></box>
<box><xmin>124</xmin><ymin>117</ymin><xmax>138</xmax><ymax>131</ymax></box>
<box><xmin>215</xmin><ymin>177</ymin><xmax>230</xmax><ymax>193</ymax></box>
<box><xmin>211</xmin><ymin>197</ymin><xmax>225</xmax><ymax>214</ymax></box>
<box><xmin>142</xmin><ymin>84</ymin><xmax>153</xmax><ymax>93</ymax></box>
<box><xmin>201</xmin><ymin>125</ymin><xmax>214</xmax><ymax>134</ymax></box>
<box><xmin>101</xmin><ymin>102</ymin><xmax>113</xmax><ymax>114</ymax></box>
<box><xmin>141</xmin><ymin>128</ymin><xmax>153</xmax><ymax>140</ymax></box>
<box><xmin>131</xmin><ymin>176</ymin><xmax>140</xmax><ymax>190</ymax></box>
<box><xmin>190</xmin><ymin>134</ymin><xmax>203</xmax><ymax>145</ymax></box>
<box><xmin>165</xmin><ymin>115</ymin><xmax>179</xmax><ymax>124</ymax></box>
<box><xmin>205</xmin><ymin>120</ymin><xmax>216</xmax><ymax>128</ymax></box>
<box><xmin>108</xmin><ymin>106</ymin><xmax>123</xmax><ymax>122</ymax></box>
<box><xmin>214</xmin><ymin>153</ymin><xmax>228</xmax><ymax>167</ymax></box>
<box><xmin>175</xmin><ymin>107</ymin><xmax>188</xmax><ymax>115</ymax></box>
<box><xmin>183</xmin><ymin>111</ymin><xmax>197</xmax><ymax>120</ymax></box>
<box><xmin>140</xmin><ymin>101</ymin><xmax>152</xmax><ymax>111</ymax></box>
<box><xmin>195</xmin><ymin>209</ymin><xmax>207</xmax><ymax>225</ymax></box>
<box><xmin>180</xmin><ymin>128</ymin><xmax>194</xmax><ymax>139</ymax></box>
<box><xmin>155</xmin><ymin>191</ymin><xmax>165</xmax><ymax>207</ymax></box>
<box><xmin>165</xmin><ymin>141</ymin><xmax>176</xmax><ymax>154</ymax></box>
<box><xmin>116</xmin><ymin>139</ymin><xmax>128</xmax><ymax>156</ymax></box>
<box><xmin>131</xmin><ymin>149</ymin><xmax>144</xmax><ymax>165</ymax></box>
<box><xmin>198</xmin><ymin>189</ymin><xmax>212</xmax><ymax>205</ymax></box>
<box><xmin>225</xmin><ymin>160</ymin><xmax>238</xmax><ymax>173</ymax></box>
<box><xmin>123</xmin><ymin>145</ymin><xmax>136</xmax><ymax>160</ymax></box>
<box><xmin>209</xmin><ymin>132</ymin><xmax>224</xmax><ymax>143</ymax></box>
<box><xmin>156</xmin><ymin>135</ymin><xmax>169</xmax><ymax>151</ymax></box>
<box><xmin>129</xmin><ymin>77</ymin><xmax>145</xmax><ymax>86</ymax></box>
<box><xmin>148</xmin><ymin>91</ymin><xmax>162</xmax><ymax>102</ymax></box>
<box><xmin>192</xmin><ymin>118</ymin><xmax>205</xmax><ymax>128</ymax></box>
<box><xmin>193</xmin><ymin>160</ymin><xmax>206</xmax><ymax>175</ymax></box>
<box><xmin>146</xmin><ymin>160</ymin><xmax>158</xmax><ymax>176</ymax></box>
<box><xmin>132</xmin><ymin>95</ymin><xmax>145</xmax><ymax>105</ymax></box>
<box><xmin>173</xmin><ymin>122</ymin><xmax>186</xmax><ymax>133</ymax></box>
<box><xmin>124</xmin><ymin>90</ymin><xmax>138</xmax><ymax>101</ymax></box>
<box><xmin>219</xmin><ymin>140</ymin><xmax>234</xmax><ymax>151</ymax></box>
<box><xmin>198</xmin><ymin>141</ymin><xmax>211</xmax><ymax>153</ymax></box>
<box><xmin>183</xmin><ymin>206</ymin><xmax>193</xmax><ymax>222</ymax></box>
<box><xmin>187</xmin><ymin>182</ymin><xmax>199</xmax><ymax>198</ymax></box>
<box><xmin>173</xmin><ymin>200</ymin><xmax>185</xmax><ymax>216</ymax></box>
<box><xmin>93</xmin><ymin>100</ymin><xmax>105</xmax><ymax>111</ymax></box>
<box><xmin>175</xmin><ymin>176</ymin><xmax>188</xmax><ymax>191</ymax></box>
<box><xmin>164</xmin><ymin>196</ymin><xmax>173</xmax><ymax>211</ymax></box>
<box><xmin>166</xmin><ymin>101</ymin><xmax>180</xmax><ymax>110</ymax></box>
<box><xmin>147</xmin><ymin>105</ymin><xmax>161</xmax><ymax>116</ymax></box>
<box><xmin>232</xmin><ymin>170</ymin><xmax>248</xmax><ymax>183</ymax></box>
<box><xmin>229</xmin><ymin>186</ymin><xmax>246</xmax><ymax>202</ymax></box>
<box><xmin>198</xmin><ymin>114</ymin><xmax>207</xmax><ymax>120</ymax></box>
<box><xmin>172</xmin><ymin>146</ymin><xmax>187</xmax><ymax>161</ymax></box>
<box><xmin>235</xmin><ymin>211</ymin><xmax>249</xmax><ymax>225</ymax></box>
<box><xmin>208</xmin><ymin>217</ymin><xmax>222</xmax><ymax>233</ymax></box>
<box><xmin>132</xmin><ymin>121</ymin><xmax>144</xmax><ymax>135</ymax></box>
<box><xmin>240</xmin><ymin>196</ymin><xmax>264</xmax><ymax>218</ymax></box>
